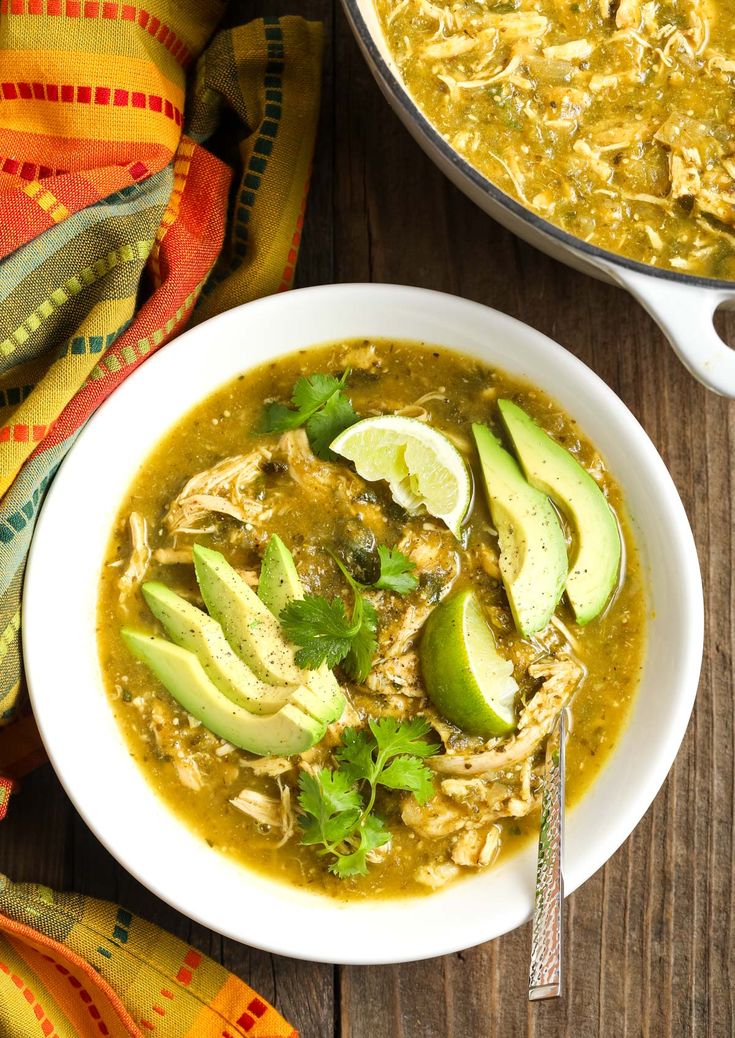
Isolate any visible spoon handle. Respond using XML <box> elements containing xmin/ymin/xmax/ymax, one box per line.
<box><xmin>528</xmin><ymin>709</ymin><xmax>565</xmax><ymax>1001</ymax></box>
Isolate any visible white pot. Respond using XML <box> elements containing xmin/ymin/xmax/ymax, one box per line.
<box><xmin>342</xmin><ymin>0</ymin><xmax>735</xmax><ymax>398</ymax></box>
<box><xmin>24</xmin><ymin>284</ymin><xmax>702</xmax><ymax>964</ymax></box>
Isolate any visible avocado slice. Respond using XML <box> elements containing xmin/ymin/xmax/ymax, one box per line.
<box><xmin>257</xmin><ymin>535</ymin><xmax>344</xmax><ymax>708</ymax></box>
<box><xmin>193</xmin><ymin>544</ymin><xmax>303</xmax><ymax>686</ymax></box>
<box><xmin>498</xmin><ymin>399</ymin><xmax>621</xmax><ymax>625</ymax></box>
<box><xmin>258</xmin><ymin>533</ymin><xmax>303</xmax><ymax>617</ymax></box>
<box><xmin>194</xmin><ymin>542</ymin><xmax>345</xmax><ymax>721</ymax></box>
<box><xmin>472</xmin><ymin>423</ymin><xmax>567</xmax><ymax>635</ymax></box>
<box><xmin>141</xmin><ymin>581</ymin><xmax>294</xmax><ymax>715</ymax></box>
<box><xmin>121</xmin><ymin>629</ymin><xmax>326</xmax><ymax>756</ymax></box>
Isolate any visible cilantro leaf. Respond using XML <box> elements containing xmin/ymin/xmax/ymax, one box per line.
<box><xmin>369</xmin><ymin>716</ymin><xmax>438</xmax><ymax>760</ymax></box>
<box><xmin>329</xmin><ymin>814</ymin><xmax>390</xmax><ymax>878</ymax></box>
<box><xmin>297</xmin><ymin>769</ymin><xmax>362</xmax><ymax>847</ymax></box>
<box><xmin>378</xmin><ymin>757</ymin><xmax>436</xmax><ymax>804</ymax></box>
<box><xmin>337</xmin><ymin>543</ymin><xmax>418</xmax><ymax>598</ymax></box>
<box><xmin>335</xmin><ymin>727</ymin><xmax>378</xmax><ymax>786</ymax></box>
<box><xmin>261</xmin><ymin>371</ymin><xmax>358</xmax><ymax>458</ymax></box>
<box><xmin>263</xmin><ymin>401</ymin><xmax>304</xmax><ymax>432</ymax></box>
<box><xmin>342</xmin><ymin>598</ymin><xmax>378</xmax><ymax>683</ymax></box>
<box><xmin>306</xmin><ymin>392</ymin><xmax>359</xmax><ymax>460</ymax></box>
<box><xmin>279</xmin><ymin>565</ymin><xmax>377</xmax><ymax>681</ymax></box>
<box><xmin>280</xmin><ymin>596</ymin><xmax>354</xmax><ymax>671</ymax></box>
<box><xmin>298</xmin><ymin>718</ymin><xmax>437</xmax><ymax>878</ymax></box>
<box><xmin>373</xmin><ymin>545</ymin><xmax>419</xmax><ymax>595</ymax></box>
<box><xmin>292</xmin><ymin>372</ymin><xmax>346</xmax><ymax>413</ymax></box>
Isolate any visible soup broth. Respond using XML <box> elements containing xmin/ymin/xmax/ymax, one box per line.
<box><xmin>376</xmin><ymin>0</ymin><xmax>735</xmax><ymax>280</ymax></box>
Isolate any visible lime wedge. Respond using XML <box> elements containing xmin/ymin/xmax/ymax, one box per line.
<box><xmin>330</xmin><ymin>415</ymin><xmax>472</xmax><ymax>538</ymax></box>
<box><xmin>420</xmin><ymin>589</ymin><xmax>518</xmax><ymax>737</ymax></box>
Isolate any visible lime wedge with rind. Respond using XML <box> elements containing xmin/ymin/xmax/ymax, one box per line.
<box><xmin>330</xmin><ymin>415</ymin><xmax>472</xmax><ymax>538</ymax></box>
<box><xmin>420</xmin><ymin>589</ymin><xmax>518</xmax><ymax>738</ymax></box>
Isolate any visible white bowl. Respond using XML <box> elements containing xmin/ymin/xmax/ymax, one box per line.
<box><xmin>23</xmin><ymin>284</ymin><xmax>703</xmax><ymax>965</ymax></box>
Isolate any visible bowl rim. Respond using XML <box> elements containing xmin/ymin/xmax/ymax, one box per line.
<box><xmin>23</xmin><ymin>283</ymin><xmax>704</xmax><ymax>964</ymax></box>
<box><xmin>341</xmin><ymin>0</ymin><xmax>734</xmax><ymax>292</ymax></box>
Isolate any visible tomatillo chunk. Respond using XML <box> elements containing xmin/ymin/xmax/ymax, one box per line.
<box><xmin>420</xmin><ymin>588</ymin><xmax>518</xmax><ymax>738</ymax></box>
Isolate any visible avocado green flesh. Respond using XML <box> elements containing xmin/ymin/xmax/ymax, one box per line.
<box><xmin>257</xmin><ymin>535</ymin><xmax>345</xmax><ymax>715</ymax></box>
<box><xmin>193</xmin><ymin>544</ymin><xmax>303</xmax><ymax>685</ymax></box>
<box><xmin>258</xmin><ymin>533</ymin><xmax>304</xmax><ymax>617</ymax></box>
<box><xmin>472</xmin><ymin>423</ymin><xmax>567</xmax><ymax>636</ymax></box>
<box><xmin>420</xmin><ymin>589</ymin><xmax>517</xmax><ymax>738</ymax></box>
<box><xmin>121</xmin><ymin>630</ymin><xmax>326</xmax><ymax>755</ymax></box>
<box><xmin>141</xmin><ymin>581</ymin><xmax>294</xmax><ymax>715</ymax></box>
<box><xmin>498</xmin><ymin>400</ymin><xmax>622</xmax><ymax>625</ymax></box>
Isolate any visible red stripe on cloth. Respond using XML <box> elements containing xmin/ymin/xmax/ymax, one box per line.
<box><xmin>0</xmin><ymin>81</ymin><xmax>182</xmax><ymax>123</ymax></box>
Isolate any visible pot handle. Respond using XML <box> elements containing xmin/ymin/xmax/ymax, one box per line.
<box><xmin>598</xmin><ymin>264</ymin><xmax>735</xmax><ymax>397</ymax></box>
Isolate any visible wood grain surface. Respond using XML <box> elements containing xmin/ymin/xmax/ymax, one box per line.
<box><xmin>1</xmin><ymin>3</ymin><xmax>733</xmax><ymax>1035</ymax></box>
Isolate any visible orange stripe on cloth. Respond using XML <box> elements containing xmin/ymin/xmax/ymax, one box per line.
<box><xmin>0</xmin><ymin>914</ymin><xmax>143</xmax><ymax>1037</ymax></box>
<box><xmin>33</xmin><ymin>143</ymin><xmax>230</xmax><ymax>455</ymax></box>
<box><xmin>184</xmin><ymin>972</ymin><xmax>297</xmax><ymax>1038</ymax></box>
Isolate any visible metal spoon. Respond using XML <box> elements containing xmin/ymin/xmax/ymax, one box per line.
<box><xmin>528</xmin><ymin>709</ymin><xmax>565</xmax><ymax>1001</ymax></box>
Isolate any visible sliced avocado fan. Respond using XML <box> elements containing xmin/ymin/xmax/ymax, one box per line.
<box><xmin>122</xmin><ymin>540</ymin><xmax>346</xmax><ymax>756</ymax></box>
<box><xmin>472</xmin><ymin>423</ymin><xmax>567</xmax><ymax>635</ymax></box>
<box><xmin>121</xmin><ymin>630</ymin><xmax>328</xmax><ymax>756</ymax></box>
<box><xmin>498</xmin><ymin>399</ymin><xmax>622</xmax><ymax>625</ymax></box>
<box><xmin>141</xmin><ymin>581</ymin><xmax>295</xmax><ymax>715</ymax></box>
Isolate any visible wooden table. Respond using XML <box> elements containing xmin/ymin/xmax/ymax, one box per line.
<box><xmin>2</xmin><ymin>3</ymin><xmax>733</xmax><ymax>1035</ymax></box>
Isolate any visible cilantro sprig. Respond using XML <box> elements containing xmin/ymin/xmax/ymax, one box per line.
<box><xmin>372</xmin><ymin>545</ymin><xmax>418</xmax><ymax>595</ymax></box>
<box><xmin>263</xmin><ymin>371</ymin><xmax>359</xmax><ymax>460</ymax></box>
<box><xmin>279</xmin><ymin>545</ymin><xmax>417</xmax><ymax>681</ymax></box>
<box><xmin>279</xmin><ymin>588</ymin><xmax>377</xmax><ymax>681</ymax></box>
<box><xmin>297</xmin><ymin>717</ymin><xmax>437</xmax><ymax>877</ymax></box>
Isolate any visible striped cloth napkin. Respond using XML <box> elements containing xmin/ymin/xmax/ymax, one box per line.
<box><xmin>0</xmin><ymin>2</ymin><xmax>322</xmax><ymax>1033</ymax></box>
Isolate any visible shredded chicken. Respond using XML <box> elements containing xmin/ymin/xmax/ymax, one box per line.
<box><xmin>173</xmin><ymin>758</ymin><xmax>204</xmax><ymax>791</ymax></box>
<box><xmin>165</xmin><ymin>448</ymin><xmax>271</xmax><ymax>534</ymax></box>
<box><xmin>366</xmin><ymin>652</ymin><xmax>424</xmax><ymax>697</ymax></box>
<box><xmin>451</xmin><ymin>826</ymin><xmax>501</xmax><ymax>867</ymax></box>
<box><xmin>118</xmin><ymin>512</ymin><xmax>151</xmax><ymax>598</ymax></box>
<box><xmin>401</xmin><ymin>794</ymin><xmax>472</xmax><ymax>838</ymax></box>
<box><xmin>431</xmin><ymin>655</ymin><xmax>583</xmax><ymax>775</ymax></box>
<box><xmin>230</xmin><ymin>780</ymin><xmax>295</xmax><ymax>847</ymax></box>
<box><xmin>240</xmin><ymin>756</ymin><xmax>294</xmax><ymax>777</ymax></box>
<box><xmin>440</xmin><ymin>758</ymin><xmax>540</xmax><ymax>822</ymax></box>
<box><xmin>341</xmin><ymin>343</ymin><xmax>380</xmax><ymax>369</ymax></box>
<box><xmin>152</xmin><ymin>547</ymin><xmax>194</xmax><ymax>565</ymax></box>
<box><xmin>616</xmin><ymin>0</ymin><xmax>641</xmax><ymax>29</ymax></box>
<box><xmin>543</xmin><ymin>39</ymin><xmax>594</xmax><ymax>61</ymax></box>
